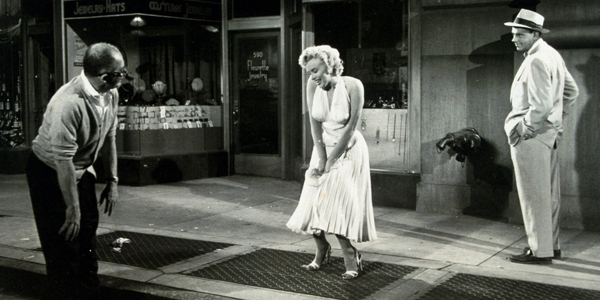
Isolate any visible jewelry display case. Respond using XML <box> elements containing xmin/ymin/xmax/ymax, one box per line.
<box><xmin>345</xmin><ymin>47</ymin><xmax>409</xmax><ymax>171</ymax></box>
<box><xmin>116</xmin><ymin>105</ymin><xmax>223</xmax><ymax>157</ymax></box>
<box><xmin>359</xmin><ymin>109</ymin><xmax>409</xmax><ymax>171</ymax></box>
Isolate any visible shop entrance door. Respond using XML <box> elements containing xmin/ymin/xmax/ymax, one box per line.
<box><xmin>232</xmin><ymin>31</ymin><xmax>281</xmax><ymax>177</ymax></box>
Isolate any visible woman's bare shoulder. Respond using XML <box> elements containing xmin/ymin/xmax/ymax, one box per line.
<box><xmin>341</xmin><ymin>76</ymin><xmax>363</xmax><ymax>90</ymax></box>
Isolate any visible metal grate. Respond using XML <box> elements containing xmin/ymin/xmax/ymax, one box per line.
<box><xmin>186</xmin><ymin>248</ymin><xmax>417</xmax><ymax>300</ymax></box>
<box><xmin>417</xmin><ymin>273</ymin><xmax>600</xmax><ymax>300</ymax></box>
<box><xmin>95</xmin><ymin>231</ymin><xmax>233</xmax><ymax>269</ymax></box>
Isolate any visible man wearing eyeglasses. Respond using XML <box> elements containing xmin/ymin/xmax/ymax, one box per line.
<box><xmin>26</xmin><ymin>42</ymin><xmax>124</xmax><ymax>300</ymax></box>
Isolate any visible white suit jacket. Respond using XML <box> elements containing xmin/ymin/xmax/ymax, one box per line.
<box><xmin>504</xmin><ymin>38</ymin><xmax>579</xmax><ymax>147</ymax></box>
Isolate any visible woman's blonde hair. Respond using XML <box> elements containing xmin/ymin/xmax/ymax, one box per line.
<box><xmin>298</xmin><ymin>45</ymin><xmax>344</xmax><ymax>76</ymax></box>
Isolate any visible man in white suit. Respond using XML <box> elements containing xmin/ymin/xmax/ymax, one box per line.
<box><xmin>504</xmin><ymin>9</ymin><xmax>579</xmax><ymax>264</ymax></box>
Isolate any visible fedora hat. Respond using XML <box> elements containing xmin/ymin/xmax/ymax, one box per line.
<box><xmin>504</xmin><ymin>9</ymin><xmax>550</xmax><ymax>33</ymax></box>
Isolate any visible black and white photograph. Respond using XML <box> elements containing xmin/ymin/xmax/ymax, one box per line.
<box><xmin>0</xmin><ymin>0</ymin><xmax>599</xmax><ymax>299</ymax></box>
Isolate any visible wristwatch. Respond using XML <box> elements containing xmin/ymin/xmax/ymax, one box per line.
<box><xmin>106</xmin><ymin>176</ymin><xmax>119</xmax><ymax>184</ymax></box>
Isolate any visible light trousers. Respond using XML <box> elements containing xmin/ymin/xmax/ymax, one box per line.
<box><xmin>510</xmin><ymin>138</ymin><xmax>560</xmax><ymax>258</ymax></box>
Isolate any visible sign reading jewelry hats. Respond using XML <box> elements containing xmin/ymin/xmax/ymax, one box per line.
<box><xmin>504</xmin><ymin>9</ymin><xmax>550</xmax><ymax>33</ymax></box>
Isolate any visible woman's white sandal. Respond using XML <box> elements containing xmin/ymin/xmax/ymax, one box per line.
<box><xmin>301</xmin><ymin>245</ymin><xmax>332</xmax><ymax>271</ymax></box>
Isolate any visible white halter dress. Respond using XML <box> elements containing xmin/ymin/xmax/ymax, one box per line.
<box><xmin>286</xmin><ymin>78</ymin><xmax>377</xmax><ymax>242</ymax></box>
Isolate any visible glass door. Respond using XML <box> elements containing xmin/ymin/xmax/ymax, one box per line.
<box><xmin>232</xmin><ymin>31</ymin><xmax>281</xmax><ymax>176</ymax></box>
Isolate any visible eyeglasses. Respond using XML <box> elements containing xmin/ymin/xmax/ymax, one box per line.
<box><xmin>102</xmin><ymin>68</ymin><xmax>128</xmax><ymax>78</ymax></box>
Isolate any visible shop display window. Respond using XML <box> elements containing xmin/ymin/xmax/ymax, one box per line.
<box><xmin>0</xmin><ymin>8</ymin><xmax>24</xmax><ymax>149</ymax></box>
<box><xmin>0</xmin><ymin>39</ymin><xmax>24</xmax><ymax>149</ymax></box>
<box><xmin>311</xmin><ymin>0</ymin><xmax>410</xmax><ymax>171</ymax></box>
<box><xmin>64</xmin><ymin>6</ymin><xmax>222</xmax><ymax>157</ymax></box>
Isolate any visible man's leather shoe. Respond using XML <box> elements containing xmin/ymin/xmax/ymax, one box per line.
<box><xmin>510</xmin><ymin>249</ymin><xmax>552</xmax><ymax>264</ymax></box>
<box><xmin>524</xmin><ymin>247</ymin><xmax>561</xmax><ymax>259</ymax></box>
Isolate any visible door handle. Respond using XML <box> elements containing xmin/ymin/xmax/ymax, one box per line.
<box><xmin>233</xmin><ymin>109</ymin><xmax>239</xmax><ymax>125</ymax></box>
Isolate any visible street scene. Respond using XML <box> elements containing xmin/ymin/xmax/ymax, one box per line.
<box><xmin>1</xmin><ymin>174</ymin><xmax>600</xmax><ymax>299</ymax></box>
<box><xmin>2</xmin><ymin>0</ymin><xmax>600</xmax><ymax>299</ymax></box>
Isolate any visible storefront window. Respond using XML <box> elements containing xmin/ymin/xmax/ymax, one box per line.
<box><xmin>311</xmin><ymin>0</ymin><xmax>410</xmax><ymax>171</ymax></box>
<box><xmin>64</xmin><ymin>0</ymin><xmax>222</xmax><ymax>157</ymax></box>
<box><xmin>66</xmin><ymin>15</ymin><xmax>220</xmax><ymax>106</ymax></box>
<box><xmin>0</xmin><ymin>21</ymin><xmax>24</xmax><ymax>149</ymax></box>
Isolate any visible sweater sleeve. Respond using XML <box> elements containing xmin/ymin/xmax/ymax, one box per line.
<box><xmin>49</xmin><ymin>98</ymin><xmax>81</xmax><ymax>161</ymax></box>
<box><xmin>107</xmin><ymin>90</ymin><xmax>119</xmax><ymax>138</ymax></box>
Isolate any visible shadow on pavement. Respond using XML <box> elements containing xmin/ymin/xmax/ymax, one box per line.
<box><xmin>0</xmin><ymin>265</ymin><xmax>174</xmax><ymax>300</ymax></box>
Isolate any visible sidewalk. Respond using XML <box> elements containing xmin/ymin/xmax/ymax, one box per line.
<box><xmin>1</xmin><ymin>173</ymin><xmax>600</xmax><ymax>299</ymax></box>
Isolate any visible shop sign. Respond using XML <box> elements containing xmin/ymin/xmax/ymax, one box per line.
<box><xmin>74</xmin><ymin>37</ymin><xmax>88</xmax><ymax>66</ymax></box>
<box><xmin>247</xmin><ymin>53</ymin><xmax>269</xmax><ymax>82</ymax></box>
<box><xmin>237</xmin><ymin>37</ymin><xmax>278</xmax><ymax>84</ymax></box>
<box><xmin>64</xmin><ymin>0</ymin><xmax>220</xmax><ymax>21</ymax></box>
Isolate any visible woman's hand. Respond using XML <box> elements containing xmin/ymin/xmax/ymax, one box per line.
<box><xmin>315</xmin><ymin>159</ymin><xmax>326</xmax><ymax>174</ymax></box>
<box><xmin>324</xmin><ymin>157</ymin><xmax>338</xmax><ymax>173</ymax></box>
<box><xmin>310</xmin><ymin>168</ymin><xmax>323</xmax><ymax>179</ymax></box>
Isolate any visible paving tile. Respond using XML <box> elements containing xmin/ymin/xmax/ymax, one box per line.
<box><xmin>164</xmin><ymin>212</ymin><xmax>303</xmax><ymax>245</ymax></box>
<box><xmin>98</xmin><ymin>194</ymin><xmax>238</xmax><ymax>227</ymax></box>
<box><xmin>368</xmin><ymin>218</ymin><xmax>524</xmax><ymax>265</ymax></box>
<box><xmin>0</xmin><ymin>217</ymin><xmax>40</xmax><ymax>249</ymax></box>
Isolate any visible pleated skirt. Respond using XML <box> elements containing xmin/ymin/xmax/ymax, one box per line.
<box><xmin>286</xmin><ymin>132</ymin><xmax>377</xmax><ymax>242</ymax></box>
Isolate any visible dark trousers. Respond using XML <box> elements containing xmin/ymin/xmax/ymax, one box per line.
<box><xmin>26</xmin><ymin>153</ymin><xmax>99</xmax><ymax>300</ymax></box>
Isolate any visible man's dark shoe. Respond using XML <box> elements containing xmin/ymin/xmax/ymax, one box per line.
<box><xmin>524</xmin><ymin>247</ymin><xmax>561</xmax><ymax>259</ymax></box>
<box><xmin>554</xmin><ymin>249</ymin><xmax>562</xmax><ymax>259</ymax></box>
<box><xmin>510</xmin><ymin>249</ymin><xmax>552</xmax><ymax>264</ymax></box>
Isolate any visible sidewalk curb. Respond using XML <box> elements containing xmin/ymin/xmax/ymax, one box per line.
<box><xmin>0</xmin><ymin>256</ymin><xmax>239</xmax><ymax>300</ymax></box>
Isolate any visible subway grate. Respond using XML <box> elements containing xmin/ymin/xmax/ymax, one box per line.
<box><xmin>417</xmin><ymin>273</ymin><xmax>600</xmax><ymax>300</ymax></box>
<box><xmin>95</xmin><ymin>231</ymin><xmax>233</xmax><ymax>269</ymax></box>
<box><xmin>186</xmin><ymin>248</ymin><xmax>417</xmax><ymax>300</ymax></box>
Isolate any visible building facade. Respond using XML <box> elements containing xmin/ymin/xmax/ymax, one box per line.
<box><xmin>2</xmin><ymin>0</ymin><xmax>600</xmax><ymax>230</ymax></box>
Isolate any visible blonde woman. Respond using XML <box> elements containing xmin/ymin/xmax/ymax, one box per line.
<box><xmin>287</xmin><ymin>45</ymin><xmax>377</xmax><ymax>279</ymax></box>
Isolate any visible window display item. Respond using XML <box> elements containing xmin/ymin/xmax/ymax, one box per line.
<box><xmin>165</xmin><ymin>98</ymin><xmax>180</xmax><ymax>106</ymax></box>
<box><xmin>118</xmin><ymin>83</ymin><xmax>135</xmax><ymax>105</ymax></box>
<box><xmin>152</xmin><ymin>81</ymin><xmax>167</xmax><ymax>95</ymax></box>
<box><xmin>141</xmin><ymin>90</ymin><xmax>155</xmax><ymax>103</ymax></box>
<box><xmin>131</xmin><ymin>76</ymin><xmax>146</xmax><ymax>94</ymax></box>
<box><xmin>191</xmin><ymin>78</ymin><xmax>204</xmax><ymax>92</ymax></box>
<box><xmin>137</xmin><ymin>81</ymin><xmax>170</xmax><ymax>105</ymax></box>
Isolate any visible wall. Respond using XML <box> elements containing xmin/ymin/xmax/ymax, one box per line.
<box><xmin>517</xmin><ymin>0</ymin><xmax>600</xmax><ymax>230</ymax></box>
<box><xmin>416</xmin><ymin>0</ymin><xmax>600</xmax><ymax>230</ymax></box>
<box><xmin>417</xmin><ymin>3</ymin><xmax>514</xmax><ymax>217</ymax></box>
